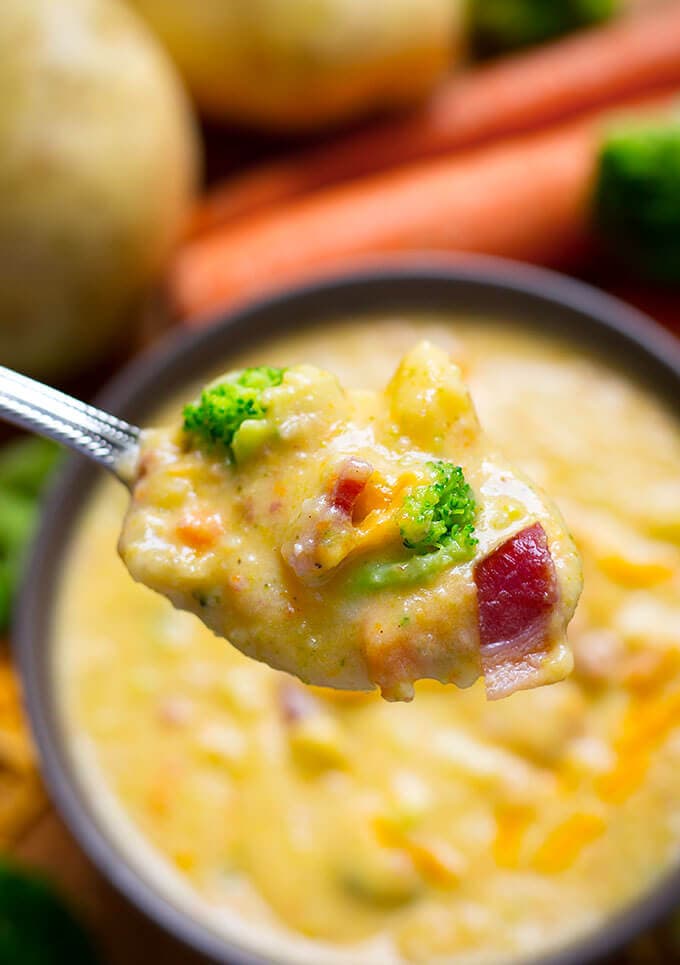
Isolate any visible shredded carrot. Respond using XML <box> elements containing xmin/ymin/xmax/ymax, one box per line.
<box><xmin>373</xmin><ymin>816</ymin><xmax>463</xmax><ymax>887</ymax></box>
<box><xmin>596</xmin><ymin>753</ymin><xmax>650</xmax><ymax>805</ymax></box>
<box><xmin>402</xmin><ymin>836</ymin><xmax>464</xmax><ymax>887</ymax></box>
<box><xmin>531</xmin><ymin>813</ymin><xmax>605</xmax><ymax>874</ymax></box>
<box><xmin>619</xmin><ymin>691</ymin><xmax>680</xmax><ymax>756</ymax></box>
<box><xmin>493</xmin><ymin>805</ymin><xmax>534</xmax><ymax>869</ymax></box>
<box><xmin>597</xmin><ymin>690</ymin><xmax>680</xmax><ymax>803</ymax></box>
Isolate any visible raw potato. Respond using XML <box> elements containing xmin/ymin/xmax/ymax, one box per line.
<box><xmin>126</xmin><ymin>0</ymin><xmax>465</xmax><ymax>130</ymax></box>
<box><xmin>0</xmin><ymin>0</ymin><xmax>199</xmax><ymax>378</ymax></box>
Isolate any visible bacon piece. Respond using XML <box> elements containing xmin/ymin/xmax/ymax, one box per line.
<box><xmin>330</xmin><ymin>458</ymin><xmax>373</xmax><ymax>516</ymax></box>
<box><xmin>282</xmin><ymin>458</ymin><xmax>374</xmax><ymax>585</ymax></box>
<box><xmin>474</xmin><ymin>523</ymin><xmax>560</xmax><ymax>699</ymax></box>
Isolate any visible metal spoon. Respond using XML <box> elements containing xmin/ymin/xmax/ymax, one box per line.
<box><xmin>0</xmin><ymin>365</ymin><xmax>140</xmax><ymax>484</ymax></box>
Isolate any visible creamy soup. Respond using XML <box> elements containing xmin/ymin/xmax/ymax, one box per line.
<box><xmin>57</xmin><ymin>317</ymin><xmax>680</xmax><ymax>964</ymax></box>
<box><xmin>120</xmin><ymin>341</ymin><xmax>581</xmax><ymax>702</ymax></box>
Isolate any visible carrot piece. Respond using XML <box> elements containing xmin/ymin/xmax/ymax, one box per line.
<box><xmin>175</xmin><ymin>511</ymin><xmax>223</xmax><ymax>549</ymax></box>
<box><xmin>596</xmin><ymin>689</ymin><xmax>680</xmax><ymax>803</ymax></box>
<box><xmin>172</xmin><ymin>92</ymin><xmax>676</xmax><ymax>321</ymax></box>
<box><xmin>530</xmin><ymin>814</ymin><xmax>605</xmax><ymax>874</ymax></box>
<box><xmin>493</xmin><ymin>805</ymin><xmax>533</xmax><ymax>869</ymax></box>
<box><xmin>192</xmin><ymin>4</ymin><xmax>680</xmax><ymax>235</ymax></box>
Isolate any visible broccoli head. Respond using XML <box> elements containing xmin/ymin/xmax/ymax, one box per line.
<box><xmin>0</xmin><ymin>437</ymin><xmax>61</xmax><ymax>499</ymax></box>
<box><xmin>594</xmin><ymin>119</ymin><xmax>680</xmax><ymax>285</ymax></box>
<box><xmin>0</xmin><ymin>437</ymin><xmax>61</xmax><ymax>630</ymax></box>
<box><xmin>0</xmin><ymin>861</ymin><xmax>98</xmax><ymax>965</ymax></box>
<box><xmin>352</xmin><ymin>462</ymin><xmax>477</xmax><ymax>592</ymax></box>
<box><xmin>183</xmin><ymin>366</ymin><xmax>286</xmax><ymax>457</ymax></box>
<box><xmin>470</xmin><ymin>0</ymin><xmax>618</xmax><ymax>56</ymax></box>
<box><xmin>399</xmin><ymin>461</ymin><xmax>477</xmax><ymax>554</ymax></box>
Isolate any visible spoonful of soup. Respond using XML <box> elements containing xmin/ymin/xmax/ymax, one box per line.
<box><xmin>0</xmin><ymin>343</ymin><xmax>582</xmax><ymax>701</ymax></box>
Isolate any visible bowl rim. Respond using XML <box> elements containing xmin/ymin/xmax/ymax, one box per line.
<box><xmin>15</xmin><ymin>254</ymin><xmax>680</xmax><ymax>965</ymax></box>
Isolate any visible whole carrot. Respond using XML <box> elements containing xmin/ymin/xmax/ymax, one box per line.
<box><xmin>172</xmin><ymin>92</ymin><xmax>675</xmax><ymax>321</ymax></box>
<box><xmin>192</xmin><ymin>2</ymin><xmax>680</xmax><ymax>235</ymax></box>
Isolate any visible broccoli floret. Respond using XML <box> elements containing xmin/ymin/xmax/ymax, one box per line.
<box><xmin>351</xmin><ymin>539</ymin><xmax>477</xmax><ymax>593</ymax></box>
<box><xmin>0</xmin><ymin>491</ymin><xmax>36</xmax><ymax>630</ymax></box>
<box><xmin>183</xmin><ymin>366</ymin><xmax>286</xmax><ymax>457</ymax></box>
<box><xmin>593</xmin><ymin>120</ymin><xmax>680</xmax><ymax>285</ymax></box>
<box><xmin>351</xmin><ymin>462</ymin><xmax>477</xmax><ymax>593</ymax></box>
<box><xmin>0</xmin><ymin>861</ymin><xmax>98</xmax><ymax>965</ymax></box>
<box><xmin>0</xmin><ymin>438</ymin><xmax>61</xmax><ymax>630</ymax></box>
<box><xmin>470</xmin><ymin>0</ymin><xmax>618</xmax><ymax>56</ymax></box>
<box><xmin>0</xmin><ymin>437</ymin><xmax>61</xmax><ymax>499</ymax></box>
<box><xmin>399</xmin><ymin>461</ymin><xmax>477</xmax><ymax>554</ymax></box>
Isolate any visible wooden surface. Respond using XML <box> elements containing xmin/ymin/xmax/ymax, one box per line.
<box><xmin>10</xmin><ymin>810</ymin><xmax>207</xmax><ymax>964</ymax></box>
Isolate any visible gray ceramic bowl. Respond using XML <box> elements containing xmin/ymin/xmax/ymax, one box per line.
<box><xmin>15</xmin><ymin>256</ymin><xmax>680</xmax><ymax>965</ymax></box>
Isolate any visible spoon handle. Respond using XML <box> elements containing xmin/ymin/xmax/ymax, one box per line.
<box><xmin>0</xmin><ymin>365</ymin><xmax>140</xmax><ymax>479</ymax></box>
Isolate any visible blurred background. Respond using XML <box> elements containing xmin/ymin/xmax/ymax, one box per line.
<box><xmin>1</xmin><ymin>0</ymin><xmax>679</xmax><ymax>962</ymax></box>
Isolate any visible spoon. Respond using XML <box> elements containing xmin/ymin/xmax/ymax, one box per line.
<box><xmin>0</xmin><ymin>365</ymin><xmax>140</xmax><ymax>483</ymax></box>
<box><xmin>0</xmin><ymin>352</ymin><xmax>583</xmax><ymax>702</ymax></box>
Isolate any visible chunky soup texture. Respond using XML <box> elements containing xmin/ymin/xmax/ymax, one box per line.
<box><xmin>119</xmin><ymin>341</ymin><xmax>581</xmax><ymax>702</ymax></box>
<box><xmin>57</xmin><ymin>318</ymin><xmax>680</xmax><ymax>965</ymax></box>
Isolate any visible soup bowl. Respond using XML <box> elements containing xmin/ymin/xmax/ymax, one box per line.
<box><xmin>15</xmin><ymin>256</ymin><xmax>680</xmax><ymax>965</ymax></box>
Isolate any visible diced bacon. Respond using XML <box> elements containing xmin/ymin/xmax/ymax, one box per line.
<box><xmin>474</xmin><ymin>523</ymin><xmax>560</xmax><ymax>699</ymax></box>
<box><xmin>283</xmin><ymin>458</ymin><xmax>374</xmax><ymax>585</ymax></box>
<box><xmin>330</xmin><ymin>458</ymin><xmax>373</xmax><ymax>516</ymax></box>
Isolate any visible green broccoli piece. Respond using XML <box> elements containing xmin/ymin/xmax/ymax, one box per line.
<box><xmin>183</xmin><ymin>366</ymin><xmax>286</xmax><ymax>457</ymax></box>
<box><xmin>399</xmin><ymin>461</ymin><xmax>477</xmax><ymax>554</ymax></box>
<box><xmin>0</xmin><ymin>438</ymin><xmax>61</xmax><ymax>631</ymax></box>
<box><xmin>470</xmin><ymin>0</ymin><xmax>618</xmax><ymax>56</ymax></box>
<box><xmin>593</xmin><ymin>119</ymin><xmax>680</xmax><ymax>285</ymax></box>
<box><xmin>0</xmin><ymin>437</ymin><xmax>61</xmax><ymax>499</ymax></box>
<box><xmin>352</xmin><ymin>462</ymin><xmax>477</xmax><ymax>593</ymax></box>
<box><xmin>351</xmin><ymin>539</ymin><xmax>477</xmax><ymax>593</ymax></box>
<box><xmin>0</xmin><ymin>491</ymin><xmax>37</xmax><ymax>630</ymax></box>
<box><xmin>0</xmin><ymin>861</ymin><xmax>99</xmax><ymax>965</ymax></box>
